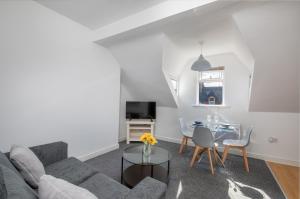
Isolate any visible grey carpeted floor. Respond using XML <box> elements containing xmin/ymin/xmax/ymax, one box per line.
<box><xmin>86</xmin><ymin>140</ymin><xmax>285</xmax><ymax>199</ymax></box>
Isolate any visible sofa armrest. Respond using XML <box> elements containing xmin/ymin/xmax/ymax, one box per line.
<box><xmin>30</xmin><ymin>142</ymin><xmax>68</xmax><ymax>167</ymax></box>
<box><xmin>126</xmin><ymin>177</ymin><xmax>167</xmax><ymax>199</ymax></box>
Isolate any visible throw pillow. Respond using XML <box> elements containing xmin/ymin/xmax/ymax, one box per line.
<box><xmin>39</xmin><ymin>175</ymin><xmax>98</xmax><ymax>199</ymax></box>
<box><xmin>0</xmin><ymin>165</ymin><xmax>37</xmax><ymax>199</ymax></box>
<box><xmin>10</xmin><ymin>145</ymin><xmax>45</xmax><ymax>188</ymax></box>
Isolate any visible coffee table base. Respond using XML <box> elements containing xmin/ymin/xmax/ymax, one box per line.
<box><xmin>122</xmin><ymin>164</ymin><xmax>169</xmax><ymax>188</ymax></box>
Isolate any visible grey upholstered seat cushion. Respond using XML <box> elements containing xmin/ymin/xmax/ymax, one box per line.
<box><xmin>45</xmin><ymin>157</ymin><xmax>98</xmax><ymax>185</ymax></box>
<box><xmin>79</xmin><ymin>173</ymin><xmax>130</xmax><ymax>199</ymax></box>
<box><xmin>0</xmin><ymin>165</ymin><xmax>37</xmax><ymax>199</ymax></box>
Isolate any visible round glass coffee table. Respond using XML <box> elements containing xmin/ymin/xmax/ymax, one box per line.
<box><xmin>121</xmin><ymin>145</ymin><xmax>171</xmax><ymax>188</ymax></box>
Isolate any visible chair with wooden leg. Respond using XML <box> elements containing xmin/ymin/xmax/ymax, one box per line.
<box><xmin>190</xmin><ymin>127</ymin><xmax>216</xmax><ymax>175</ymax></box>
<box><xmin>222</xmin><ymin>126</ymin><xmax>253</xmax><ymax>172</ymax></box>
<box><xmin>178</xmin><ymin>118</ymin><xmax>193</xmax><ymax>154</ymax></box>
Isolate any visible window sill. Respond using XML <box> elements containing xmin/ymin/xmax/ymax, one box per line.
<box><xmin>192</xmin><ymin>104</ymin><xmax>231</xmax><ymax>108</ymax></box>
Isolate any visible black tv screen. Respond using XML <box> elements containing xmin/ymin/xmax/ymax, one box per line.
<box><xmin>126</xmin><ymin>101</ymin><xmax>156</xmax><ymax>119</ymax></box>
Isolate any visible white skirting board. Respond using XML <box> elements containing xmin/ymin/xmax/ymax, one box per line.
<box><xmin>155</xmin><ymin>135</ymin><xmax>300</xmax><ymax>167</ymax></box>
<box><xmin>77</xmin><ymin>143</ymin><xmax>120</xmax><ymax>162</ymax></box>
<box><xmin>118</xmin><ymin>136</ymin><xmax>127</xmax><ymax>142</ymax></box>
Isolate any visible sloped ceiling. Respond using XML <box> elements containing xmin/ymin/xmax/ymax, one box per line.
<box><xmin>36</xmin><ymin>0</ymin><xmax>167</xmax><ymax>30</ymax></box>
<box><xmin>163</xmin><ymin>17</ymin><xmax>254</xmax><ymax>77</ymax></box>
<box><xmin>104</xmin><ymin>1</ymin><xmax>300</xmax><ymax>113</ymax></box>
<box><xmin>163</xmin><ymin>1</ymin><xmax>299</xmax><ymax>113</ymax></box>
<box><xmin>233</xmin><ymin>2</ymin><xmax>300</xmax><ymax>113</ymax></box>
<box><xmin>106</xmin><ymin>33</ymin><xmax>176</xmax><ymax>107</ymax></box>
<box><xmin>37</xmin><ymin>0</ymin><xmax>300</xmax><ymax>113</ymax></box>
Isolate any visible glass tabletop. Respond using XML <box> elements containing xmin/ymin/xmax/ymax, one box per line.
<box><xmin>123</xmin><ymin>145</ymin><xmax>171</xmax><ymax>165</ymax></box>
<box><xmin>192</xmin><ymin>122</ymin><xmax>240</xmax><ymax>136</ymax></box>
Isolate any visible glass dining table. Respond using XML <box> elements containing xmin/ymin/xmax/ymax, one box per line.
<box><xmin>192</xmin><ymin>122</ymin><xmax>241</xmax><ymax>146</ymax></box>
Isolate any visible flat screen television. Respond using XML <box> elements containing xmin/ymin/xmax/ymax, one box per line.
<box><xmin>126</xmin><ymin>101</ymin><xmax>156</xmax><ymax>120</ymax></box>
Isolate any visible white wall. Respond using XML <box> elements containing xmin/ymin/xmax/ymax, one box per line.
<box><xmin>0</xmin><ymin>1</ymin><xmax>121</xmax><ymax>158</ymax></box>
<box><xmin>119</xmin><ymin>84</ymin><xmax>135</xmax><ymax>140</ymax></box>
<box><xmin>233</xmin><ymin>2</ymin><xmax>300</xmax><ymax>113</ymax></box>
<box><xmin>298</xmin><ymin>59</ymin><xmax>300</xmax><ymax>163</ymax></box>
<box><xmin>107</xmin><ymin>33</ymin><xmax>178</xmax><ymax>140</ymax></box>
<box><xmin>156</xmin><ymin>53</ymin><xmax>299</xmax><ymax>165</ymax></box>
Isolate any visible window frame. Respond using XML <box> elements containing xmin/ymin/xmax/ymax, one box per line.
<box><xmin>195</xmin><ymin>69</ymin><xmax>226</xmax><ymax>107</ymax></box>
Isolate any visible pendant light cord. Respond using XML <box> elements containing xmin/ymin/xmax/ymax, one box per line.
<box><xmin>201</xmin><ymin>44</ymin><xmax>203</xmax><ymax>54</ymax></box>
<box><xmin>199</xmin><ymin>41</ymin><xmax>204</xmax><ymax>55</ymax></box>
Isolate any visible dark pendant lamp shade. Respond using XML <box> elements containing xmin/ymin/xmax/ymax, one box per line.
<box><xmin>191</xmin><ymin>42</ymin><xmax>211</xmax><ymax>72</ymax></box>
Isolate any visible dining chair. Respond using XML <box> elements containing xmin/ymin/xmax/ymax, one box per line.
<box><xmin>190</xmin><ymin>126</ymin><xmax>218</xmax><ymax>175</ymax></box>
<box><xmin>221</xmin><ymin>126</ymin><xmax>253</xmax><ymax>172</ymax></box>
<box><xmin>178</xmin><ymin>118</ymin><xmax>193</xmax><ymax>154</ymax></box>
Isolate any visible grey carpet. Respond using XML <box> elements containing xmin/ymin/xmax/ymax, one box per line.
<box><xmin>86</xmin><ymin>141</ymin><xmax>285</xmax><ymax>199</ymax></box>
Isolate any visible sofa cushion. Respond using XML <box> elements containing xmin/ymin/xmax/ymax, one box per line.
<box><xmin>79</xmin><ymin>173</ymin><xmax>130</xmax><ymax>199</ymax></box>
<box><xmin>0</xmin><ymin>152</ymin><xmax>19</xmax><ymax>175</ymax></box>
<box><xmin>0</xmin><ymin>165</ymin><xmax>37</xmax><ymax>199</ymax></box>
<box><xmin>30</xmin><ymin>142</ymin><xmax>68</xmax><ymax>167</ymax></box>
<box><xmin>45</xmin><ymin>157</ymin><xmax>98</xmax><ymax>185</ymax></box>
<box><xmin>125</xmin><ymin>177</ymin><xmax>167</xmax><ymax>199</ymax></box>
<box><xmin>39</xmin><ymin>175</ymin><xmax>97</xmax><ymax>199</ymax></box>
<box><xmin>10</xmin><ymin>145</ymin><xmax>45</xmax><ymax>188</ymax></box>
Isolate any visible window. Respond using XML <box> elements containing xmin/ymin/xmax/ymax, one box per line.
<box><xmin>170</xmin><ymin>78</ymin><xmax>178</xmax><ymax>96</ymax></box>
<box><xmin>197</xmin><ymin>69</ymin><xmax>224</xmax><ymax>106</ymax></box>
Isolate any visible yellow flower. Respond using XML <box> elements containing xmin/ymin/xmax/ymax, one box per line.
<box><xmin>145</xmin><ymin>133</ymin><xmax>151</xmax><ymax>138</ymax></box>
<box><xmin>140</xmin><ymin>134</ymin><xmax>148</xmax><ymax>143</ymax></box>
<box><xmin>149</xmin><ymin>137</ymin><xmax>157</xmax><ymax>145</ymax></box>
<box><xmin>139</xmin><ymin>133</ymin><xmax>157</xmax><ymax>145</ymax></box>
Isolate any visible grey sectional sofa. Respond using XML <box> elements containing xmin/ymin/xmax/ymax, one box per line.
<box><xmin>0</xmin><ymin>141</ymin><xmax>167</xmax><ymax>199</ymax></box>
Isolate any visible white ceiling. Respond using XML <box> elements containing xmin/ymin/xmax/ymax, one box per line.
<box><xmin>36</xmin><ymin>0</ymin><xmax>167</xmax><ymax>30</ymax></box>
<box><xmin>164</xmin><ymin>17</ymin><xmax>254</xmax><ymax>73</ymax></box>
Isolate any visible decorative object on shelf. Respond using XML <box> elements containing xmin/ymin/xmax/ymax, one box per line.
<box><xmin>191</xmin><ymin>41</ymin><xmax>212</xmax><ymax>72</ymax></box>
<box><xmin>208</xmin><ymin>96</ymin><xmax>216</xmax><ymax>104</ymax></box>
<box><xmin>140</xmin><ymin>133</ymin><xmax>157</xmax><ymax>157</ymax></box>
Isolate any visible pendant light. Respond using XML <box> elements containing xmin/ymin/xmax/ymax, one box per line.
<box><xmin>191</xmin><ymin>41</ymin><xmax>211</xmax><ymax>72</ymax></box>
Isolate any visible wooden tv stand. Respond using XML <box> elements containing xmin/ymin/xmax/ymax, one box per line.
<box><xmin>126</xmin><ymin>119</ymin><xmax>155</xmax><ymax>144</ymax></box>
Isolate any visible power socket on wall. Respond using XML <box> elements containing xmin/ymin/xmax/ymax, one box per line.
<box><xmin>268</xmin><ymin>137</ymin><xmax>278</xmax><ymax>143</ymax></box>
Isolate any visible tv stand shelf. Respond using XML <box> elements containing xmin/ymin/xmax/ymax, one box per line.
<box><xmin>126</xmin><ymin>120</ymin><xmax>155</xmax><ymax>144</ymax></box>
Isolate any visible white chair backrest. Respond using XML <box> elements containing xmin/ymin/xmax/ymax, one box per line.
<box><xmin>242</xmin><ymin>126</ymin><xmax>253</xmax><ymax>147</ymax></box>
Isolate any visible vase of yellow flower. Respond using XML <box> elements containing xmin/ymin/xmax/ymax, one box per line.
<box><xmin>143</xmin><ymin>143</ymin><xmax>151</xmax><ymax>157</ymax></box>
<box><xmin>140</xmin><ymin>133</ymin><xmax>157</xmax><ymax>157</ymax></box>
